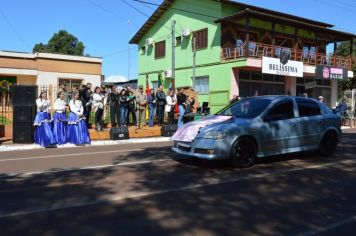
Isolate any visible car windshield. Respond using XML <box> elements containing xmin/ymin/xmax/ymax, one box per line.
<box><xmin>217</xmin><ymin>98</ymin><xmax>272</xmax><ymax>118</ymax></box>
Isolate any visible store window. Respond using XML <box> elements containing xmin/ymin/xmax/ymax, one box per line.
<box><xmin>193</xmin><ymin>76</ymin><xmax>209</xmax><ymax>94</ymax></box>
<box><xmin>296</xmin><ymin>76</ymin><xmax>332</xmax><ymax>106</ymax></box>
<box><xmin>239</xmin><ymin>71</ymin><xmax>286</xmax><ymax>98</ymax></box>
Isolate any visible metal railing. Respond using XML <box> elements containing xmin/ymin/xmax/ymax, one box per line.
<box><xmin>221</xmin><ymin>42</ymin><xmax>352</xmax><ymax>69</ymax></box>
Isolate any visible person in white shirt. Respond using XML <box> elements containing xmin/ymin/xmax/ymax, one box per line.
<box><xmin>33</xmin><ymin>91</ymin><xmax>55</xmax><ymax>147</ymax></box>
<box><xmin>67</xmin><ymin>91</ymin><xmax>90</xmax><ymax>145</ymax></box>
<box><xmin>92</xmin><ymin>86</ymin><xmax>105</xmax><ymax>131</ymax></box>
<box><xmin>52</xmin><ymin>91</ymin><xmax>68</xmax><ymax>145</ymax></box>
<box><xmin>165</xmin><ymin>89</ymin><xmax>177</xmax><ymax>124</ymax></box>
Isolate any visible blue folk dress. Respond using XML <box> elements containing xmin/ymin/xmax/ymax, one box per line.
<box><xmin>67</xmin><ymin>99</ymin><xmax>91</xmax><ymax>145</ymax></box>
<box><xmin>34</xmin><ymin>99</ymin><xmax>55</xmax><ymax>147</ymax></box>
<box><xmin>52</xmin><ymin>98</ymin><xmax>68</xmax><ymax>145</ymax></box>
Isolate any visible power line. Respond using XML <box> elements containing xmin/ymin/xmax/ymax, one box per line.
<box><xmin>102</xmin><ymin>47</ymin><xmax>135</xmax><ymax>58</ymax></box>
<box><xmin>0</xmin><ymin>9</ymin><xmax>29</xmax><ymax>47</ymax></box>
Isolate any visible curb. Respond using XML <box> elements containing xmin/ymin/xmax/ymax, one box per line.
<box><xmin>0</xmin><ymin>137</ymin><xmax>171</xmax><ymax>152</ymax></box>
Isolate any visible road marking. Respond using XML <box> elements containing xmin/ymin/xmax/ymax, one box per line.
<box><xmin>297</xmin><ymin>216</ymin><xmax>356</xmax><ymax>236</ymax></box>
<box><xmin>0</xmin><ymin>148</ymin><xmax>145</xmax><ymax>162</ymax></box>
<box><xmin>0</xmin><ymin>158</ymin><xmax>355</xmax><ymax>219</ymax></box>
<box><xmin>2</xmin><ymin>158</ymin><xmax>180</xmax><ymax>178</ymax></box>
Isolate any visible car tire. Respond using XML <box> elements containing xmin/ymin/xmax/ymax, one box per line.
<box><xmin>319</xmin><ymin>131</ymin><xmax>338</xmax><ymax>157</ymax></box>
<box><xmin>230</xmin><ymin>137</ymin><xmax>257</xmax><ymax>168</ymax></box>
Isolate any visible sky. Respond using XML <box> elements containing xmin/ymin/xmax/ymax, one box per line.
<box><xmin>0</xmin><ymin>0</ymin><xmax>355</xmax><ymax>80</ymax></box>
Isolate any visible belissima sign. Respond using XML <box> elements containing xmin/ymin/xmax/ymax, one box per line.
<box><xmin>315</xmin><ymin>65</ymin><xmax>348</xmax><ymax>80</ymax></box>
<box><xmin>262</xmin><ymin>56</ymin><xmax>303</xmax><ymax>77</ymax></box>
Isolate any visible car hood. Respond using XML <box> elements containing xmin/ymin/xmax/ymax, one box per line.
<box><xmin>171</xmin><ymin>115</ymin><xmax>234</xmax><ymax>142</ymax></box>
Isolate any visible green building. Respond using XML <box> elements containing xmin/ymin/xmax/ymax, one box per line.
<box><xmin>130</xmin><ymin>0</ymin><xmax>355</xmax><ymax>113</ymax></box>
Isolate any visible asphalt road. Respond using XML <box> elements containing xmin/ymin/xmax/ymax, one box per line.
<box><xmin>0</xmin><ymin>129</ymin><xmax>355</xmax><ymax>236</ymax></box>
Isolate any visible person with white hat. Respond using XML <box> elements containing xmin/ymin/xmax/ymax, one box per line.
<box><xmin>318</xmin><ymin>96</ymin><xmax>324</xmax><ymax>103</ymax></box>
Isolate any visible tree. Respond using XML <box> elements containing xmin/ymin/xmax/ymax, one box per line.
<box><xmin>336</xmin><ymin>41</ymin><xmax>356</xmax><ymax>96</ymax></box>
<box><xmin>33</xmin><ymin>30</ymin><xmax>85</xmax><ymax>56</ymax></box>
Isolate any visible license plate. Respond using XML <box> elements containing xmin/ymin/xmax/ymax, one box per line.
<box><xmin>177</xmin><ymin>142</ymin><xmax>190</xmax><ymax>148</ymax></box>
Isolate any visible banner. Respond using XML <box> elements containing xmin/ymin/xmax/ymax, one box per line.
<box><xmin>262</xmin><ymin>57</ymin><xmax>303</xmax><ymax>77</ymax></box>
<box><xmin>315</xmin><ymin>65</ymin><xmax>348</xmax><ymax>80</ymax></box>
<box><xmin>0</xmin><ymin>76</ymin><xmax>16</xmax><ymax>92</ymax></box>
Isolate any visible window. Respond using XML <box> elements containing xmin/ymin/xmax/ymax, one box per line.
<box><xmin>176</xmin><ymin>36</ymin><xmax>182</xmax><ymax>47</ymax></box>
<box><xmin>155</xmin><ymin>41</ymin><xmax>165</xmax><ymax>59</ymax></box>
<box><xmin>264</xmin><ymin>100</ymin><xmax>294</xmax><ymax>122</ymax></box>
<box><xmin>141</xmin><ymin>46</ymin><xmax>146</xmax><ymax>55</ymax></box>
<box><xmin>152</xmin><ymin>81</ymin><xmax>158</xmax><ymax>90</ymax></box>
<box><xmin>193</xmin><ymin>28</ymin><xmax>208</xmax><ymax>50</ymax></box>
<box><xmin>193</xmin><ymin>76</ymin><xmax>209</xmax><ymax>94</ymax></box>
<box><xmin>218</xmin><ymin>98</ymin><xmax>272</xmax><ymax>119</ymax></box>
<box><xmin>58</xmin><ymin>78</ymin><xmax>82</xmax><ymax>90</ymax></box>
<box><xmin>296</xmin><ymin>99</ymin><xmax>321</xmax><ymax>117</ymax></box>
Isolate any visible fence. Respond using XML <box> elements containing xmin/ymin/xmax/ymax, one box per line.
<box><xmin>0</xmin><ymin>90</ymin><xmax>12</xmax><ymax>125</ymax></box>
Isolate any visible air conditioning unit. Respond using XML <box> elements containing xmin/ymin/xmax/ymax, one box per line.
<box><xmin>145</xmin><ymin>38</ymin><xmax>154</xmax><ymax>46</ymax></box>
<box><xmin>164</xmin><ymin>69</ymin><xmax>173</xmax><ymax>78</ymax></box>
<box><xmin>182</xmin><ymin>28</ymin><xmax>191</xmax><ymax>37</ymax></box>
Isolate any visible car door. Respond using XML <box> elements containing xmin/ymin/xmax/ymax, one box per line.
<box><xmin>295</xmin><ymin>98</ymin><xmax>323</xmax><ymax>147</ymax></box>
<box><xmin>261</xmin><ymin>98</ymin><xmax>299</xmax><ymax>154</ymax></box>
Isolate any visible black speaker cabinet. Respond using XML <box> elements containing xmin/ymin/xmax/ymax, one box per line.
<box><xmin>11</xmin><ymin>85</ymin><xmax>37</xmax><ymax>106</ymax></box>
<box><xmin>13</xmin><ymin>106</ymin><xmax>36</xmax><ymax>123</ymax></box>
<box><xmin>161</xmin><ymin>124</ymin><xmax>177</xmax><ymax>137</ymax></box>
<box><xmin>13</xmin><ymin>122</ymin><xmax>34</xmax><ymax>143</ymax></box>
<box><xmin>110</xmin><ymin>127</ymin><xmax>129</xmax><ymax>140</ymax></box>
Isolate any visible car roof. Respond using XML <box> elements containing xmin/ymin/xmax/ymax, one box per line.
<box><xmin>244</xmin><ymin>95</ymin><xmax>318</xmax><ymax>102</ymax></box>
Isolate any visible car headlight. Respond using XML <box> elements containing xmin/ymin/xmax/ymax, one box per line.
<box><xmin>202</xmin><ymin>130</ymin><xmax>227</xmax><ymax>139</ymax></box>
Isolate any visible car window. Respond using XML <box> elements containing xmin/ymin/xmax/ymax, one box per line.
<box><xmin>217</xmin><ymin>98</ymin><xmax>271</xmax><ymax>119</ymax></box>
<box><xmin>296</xmin><ymin>99</ymin><xmax>321</xmax><ymax>117</ymax></box>
<box><xmin>264</xmin><ymin>100</ymin><xmax>294</xmax><ymax>122</ymax></box>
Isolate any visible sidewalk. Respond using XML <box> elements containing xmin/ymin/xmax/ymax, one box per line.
<box><xmin>0</xmin><ymin>137</ymin><xmax>171</xmax><ymax>152</ymax></box>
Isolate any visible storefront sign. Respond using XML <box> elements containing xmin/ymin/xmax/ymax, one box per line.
<box><xmin>262</xmin><ymin>57</ymin><xmax>303</xmax><ymax>77</ymax></box>
<box><xmin>316</xmin><ymin>65</ymin><xmax>348</xmax><ymax>80</ymax></box>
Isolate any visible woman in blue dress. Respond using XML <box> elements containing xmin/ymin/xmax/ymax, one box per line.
<box><xmin>53</xmin><ymin>91</ymin><xmax>68</xmax><ymax>145</ymax></box>
<box><xmin>67</xmin><ymin>91</ymin><xmax>91</xmax><ymax>145</ymax></box>
<box><xmin>34</xmin><ymin>91</ymin><xmax>55</xmax><ymax>147</ymax></box>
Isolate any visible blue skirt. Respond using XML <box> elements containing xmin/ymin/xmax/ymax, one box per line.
<box><xmin>53</xmin><ymin>112</ymin><xmax>67</xmax><ymax>145</ymax></box>
<box><xmin>34</xmin><ymin>112</ymin><xmax>55</xmax><ymax>147</ymax></box>
<box><xmin>67</xmin><ymin>112</ymin><xmax>90</xmax><ymax>145</ymax></box>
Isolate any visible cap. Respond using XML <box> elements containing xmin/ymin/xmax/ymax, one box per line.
<box><xmin>319</xmin><ymin>96</ymin><xmax>324</xmax><ymax>99</ymax></box>
<box><xmin>138</xmin><ymin>85</ymin><xmax>143</xmax><ymax>89</ymax></box>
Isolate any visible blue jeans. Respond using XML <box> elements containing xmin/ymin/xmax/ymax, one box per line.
<box><xmin>178</xmin><ymin>105</ymin><xmax>185</xmax><ymax>128</ymax></box>
<box><xmin>148</xmin><ymin>105</ymin><xmax>156</xmax><ymax>126</ymax></box>
<box><xmin>120</xmin><ymin>106</ymin><xmax>128</xmax><ymax>126</ymax></box>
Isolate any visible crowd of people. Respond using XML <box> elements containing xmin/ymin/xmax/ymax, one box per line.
<box><xmin>33</xmin><ymin>83</ymin><xmax>196</xmax><ymax>147</ymax></box>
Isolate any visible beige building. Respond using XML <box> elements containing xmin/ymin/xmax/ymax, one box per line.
<box><xmin>0</xmin><ymin>50</ymin><xmax>103</xmax><ymax>89</ymax></box>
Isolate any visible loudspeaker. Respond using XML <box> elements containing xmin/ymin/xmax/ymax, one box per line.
<box><xmin>110</xmin><ymin>127</ymin><xmax>129</xmax><ymax>140</ymax></box>
<box><xmin>11</xmin><ymin>85</ymin><xmax>37</xmax><ymax>106</ymax></box>
<box><xmin>161</xmin><ymin>124</ymin><xmax>177</xmax><ymax>137</ymax></box>
<box><xmin>13</xmin><ymin>122</ymin><xmax>34</xmax><ymax>143</ymax></box>
<box><xmin>13</xmin><ymin>106</ymin><xmax>36</xmax><ymax>123</ymax></box>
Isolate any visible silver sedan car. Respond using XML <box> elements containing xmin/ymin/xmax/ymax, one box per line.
<box><xmin>171</xmin><ymin>96</ymin><xmax>341</xmax><ymax>167</ymax></box>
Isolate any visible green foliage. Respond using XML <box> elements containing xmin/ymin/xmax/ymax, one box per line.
<box><xmin>336</xmin><ymin>41</ymin><xmax>356</xmax><ymax>95</ymax></box>
<box><xmin>32</xmin><ymin>30</ymin><xmax>85</xmax><ymax>56</ymax></box>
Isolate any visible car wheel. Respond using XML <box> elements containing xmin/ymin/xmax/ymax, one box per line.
<box><xmin>319</xmin><ymin>131</ymin><xmax>338</xmax><ymax>156</ymax></box>
<box><xmin>230</xmin><ymin>137</ymin><xmax>257</xmax><ymax>168</ymax></box>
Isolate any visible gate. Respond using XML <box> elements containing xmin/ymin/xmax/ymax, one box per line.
<box><xmin>0</xmin><ymin>90</ymin><xmax>12</xmax><ymax>126</ymax></box>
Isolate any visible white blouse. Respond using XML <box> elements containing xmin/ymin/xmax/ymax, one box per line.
<box><xmin>92</xmin><ymin>93</ymin><xmax>104</xmax><ymax>110</ymax></box>
<box><xmin>54</xmin><ymin>99</ymin><xmax>67</xmax><ymax>113</ymax></box>
<box><xmin>36</xmin><ymin>98</ymin><xmax>51</xmax><ymax>112</ymax></box>
<box><xmin>69</xmin><ymin>99</ymin><xmax>84</xmax><ymax>116</ymax></box>
<box><xmin>165</xmin><ymin>95</ymin><xmax>177</xmax><ymax>112</ymax></box>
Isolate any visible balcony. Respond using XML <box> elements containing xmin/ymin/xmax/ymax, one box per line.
<box><xmin>221</xmin><ymin>42</ymin><xmax>352</xmax><ymax>70</ymax></box>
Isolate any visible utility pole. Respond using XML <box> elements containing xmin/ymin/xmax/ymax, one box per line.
<box><xmin>192</xmin><ymin>36</ymin><xmax>196</xmax><ymax>88</ymax></box>
<box><xmin>127</xmin><ymin>19</ymin><xmax>131</xmax><ymax>80</ymax></box>
<box><xmin>171</xmin><ymin>20</ymin><xmax>176</xmax><ymax>89</ymax></box>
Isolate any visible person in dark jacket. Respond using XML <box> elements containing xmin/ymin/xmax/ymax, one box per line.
<box><xmin>147</xmin><ymin>88</ymin><xmax>157</xmax><ymax>127</ymax></box>
<box><xmin>177</xmin><ymin>88</ymin><xmax>187</xmax><ymax>128</ymax></box>
<box><xmin>156</xmin><ymin>85</ymin><xmax>166</xmax><ymax>126</ymax></box>
<box><xmin>108</xmin><ymin>85</ymin><xmax>120</xmax><ymax>127</ymax></box>
<box><xmin>127</xmin><ymin>90</ymin><xmax>137</xmax><ymax>125</ymax></box>
<box><xmin>119</xmin><ymin>89</ymin><xmax>129</xmax><ymax>127</ymax></box>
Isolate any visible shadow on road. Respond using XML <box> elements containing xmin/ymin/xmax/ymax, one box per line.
<box><xmin>0</xmin><ymin>132</ymin><xmax>355</xmax><ymax>235</ymax></box>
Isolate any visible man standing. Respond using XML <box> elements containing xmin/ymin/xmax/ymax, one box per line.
<box><xmin>58</xmin><ymin>83</ymin><xmax>69</xmax><ymax>105</ymax></box>
<box><xmin>156</xmin><ymin>85</ymin><xmax>166</xmax><ymax>126</ymax></box>
<box><xmin>108</xmin><ymin>85</ymin><xmax>120</xmax><ymax>127</ymax></box>
<box><xmin>83</xmin><ymin>83</ymin><xmax>93</xmax><ymax>128</ymax></box>
<box><xmin>177</xmin><ymin>88</ymin><xmax>187</xmax><ymax>128</ymax></box>
<box><xmin>135</xmin><ymin>85</ymin><xmax>147</xmax><ymax>127</ymax></box>
<box><xmin>147</xmin><ymin>88</ymin><xmax>157</xmax><ymax>127</ymax></box>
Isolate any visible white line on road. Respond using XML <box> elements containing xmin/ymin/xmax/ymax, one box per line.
<box><xmin>297</xmin><ymin>216</ymin><xmax>356</xmax><ymax>236</ymax></box>
<box><xmin>0</xmin><ymin>148</ymin><xmax>145</xmax><ymax>162</ymax></box>
<box><xmin>0</xmin><ymin>158</ymin><xmax>355</xmax><ymax>219</ymax></box>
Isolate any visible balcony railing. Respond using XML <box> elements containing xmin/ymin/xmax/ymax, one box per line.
<box><xmin>221</xmin><ymin>42</ymin><xmax>352</xmax><ymax>70</ymax></box>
